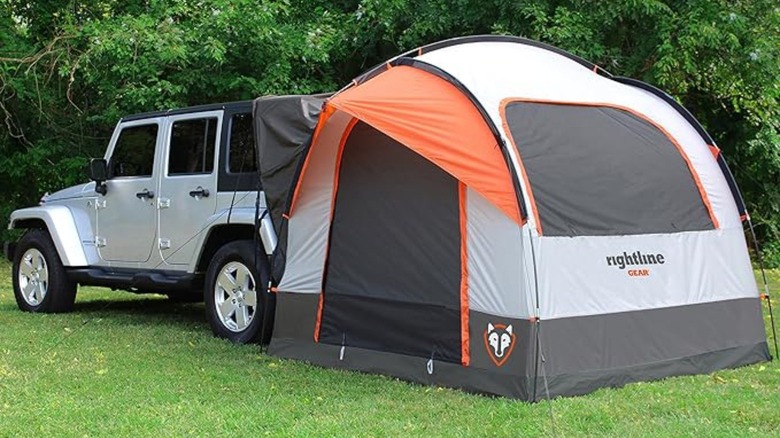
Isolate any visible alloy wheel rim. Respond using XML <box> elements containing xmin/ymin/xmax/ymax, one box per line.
<box><xmin>214</xmin><ymin>261</ymin><xmax>257</xmax><ymax>332</ymax></box>
<box><xmin>18</xmin><ymin>248</ymin><xmax>49</xmax><ymax>306</ymax></box>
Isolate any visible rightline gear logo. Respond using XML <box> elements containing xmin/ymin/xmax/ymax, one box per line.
<box><xmin>606</xmin><ymin>250</ymin><xmax>665</xmax><ymax>277</ymax></box>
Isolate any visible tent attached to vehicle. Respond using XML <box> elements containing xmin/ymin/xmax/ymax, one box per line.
<box><xmin>254</xmin><ymin>35</ymin><xmax>770</xmax><ymax>400</ymax></box>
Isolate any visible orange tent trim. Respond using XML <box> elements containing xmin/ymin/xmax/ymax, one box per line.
<box><xmin>459</xmin><ymin>182</ymin><xmax>470</xmax><ymax>366</ymax></box>
<box><xmin>288</xmin><ymin>104</ymin><xmax>335</xmax><ymax>217</ymax></box>
<box><xmin>329</xmin><ymin>66</ymin><xmax>522</xmax><ymax>225</ymax></box>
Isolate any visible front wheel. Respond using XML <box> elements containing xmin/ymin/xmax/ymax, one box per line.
<box><xmin>12</xmin><ymin>229</ymin><xmax>77</xmax><ymax>313</ymax></box>
<box><xmin>204</xmin><ymin>241</ymin><xmax>272</xmax><ymax>344</ymax></box>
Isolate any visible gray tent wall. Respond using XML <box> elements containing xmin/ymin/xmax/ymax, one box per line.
<box><xmin>253</xmin><ymin>94</ymin><xmax>330</xmax><ymax>283</ymax></box>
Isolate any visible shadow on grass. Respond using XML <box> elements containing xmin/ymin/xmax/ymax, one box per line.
<box><xmin>72</xmin><ymin>295</ymin><xmax>206</xmax><ymax>327</ymax></box>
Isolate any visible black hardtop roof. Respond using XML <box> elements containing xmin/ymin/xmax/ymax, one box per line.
<box><xmin>121</xmin><ymin>100</ymin><xmax>253</xmax><ymax>122</ymax></box>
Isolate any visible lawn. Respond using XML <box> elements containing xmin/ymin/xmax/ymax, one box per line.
<box><xmin>1</xmin><ymin>259</ymin><xmax>778</xmax><ymax>437</ymax></box>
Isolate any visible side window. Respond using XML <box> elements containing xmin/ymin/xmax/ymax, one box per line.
<box><xmin>502</xmin><ymin>101</ymin><xmax>715</xmax><ymax>236</ymax></box>
<box><xmin>168</xmin><ymin>118</ymin><xmax>217</xmax><ymax>175</ymax></box>
<box><xmin>111</xmin><ymin>124</ymin><xmax>158</xmax><ymax>178</ymax></box>
<box><xmin>228</xmin><ymin>113</ymin><xmax>257</xmax><ymax>173</ymax></box>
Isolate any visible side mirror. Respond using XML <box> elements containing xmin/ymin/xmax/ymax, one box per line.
<box><xmin>89</xmin><ymin>158</ymin><xmax>108</xmax><ymax>195</ymax></box>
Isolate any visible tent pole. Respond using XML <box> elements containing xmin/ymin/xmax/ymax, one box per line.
<box><xmin>253</xmin><ymin>179</ymin><xmax>263</xmax><ymax>352</ymax></box>
<box><xmin>255</xmin><ymin>180</ymin><xmax>272</xmax><ymax>353</ymax></box>
<box><xmin>527</xmin><ymin>226</ymin><xmax>557</xmax><ymax>432</ymax></box>
<box><xmin>527</xmin><ymin>227</ymin><xmax>542</xmax><ymax>401</ymax></box>
<box><xmin>746</xmin><ymin>217</ymin><xmax>779</xmax><ymax>359</ymax></box>
<box><xmin>537</xmin><ymin>321</ymin><xmax>557</xmax><ymax>436</ymax></box>
<box><xmin>532</xmin><ymin>320</ymin><xmax>539</xmax><ymax>402</ymax></box>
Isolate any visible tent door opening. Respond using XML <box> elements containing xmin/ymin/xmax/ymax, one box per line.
<box><xmin>319</xmin><ymin>122</ymin><xmax>463</xmax><ymax>363</ymax></box>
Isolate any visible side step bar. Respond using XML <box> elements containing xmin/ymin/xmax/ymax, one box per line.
<box><xmin>68</xmin><ymin>268</ymin><xmax>202</xmax><ymax>294</ymax></box>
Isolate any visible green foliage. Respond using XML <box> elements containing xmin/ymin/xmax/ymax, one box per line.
<box><xmin>758</xmin><ymin>239</ymin><xmax>780</xmax><ymax>270</ymax></box>
<box><xmin>1</xmin><ymin>0</ymin><xmax>779</xmax><ymax>249</ymax></box>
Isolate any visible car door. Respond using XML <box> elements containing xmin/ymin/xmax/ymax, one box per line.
<box><xmin>157</xmin><ymin>111</ymin><xmax>221</xmax><ymax>266</ymax></box>
<box><xmin>96</xmin><ymin>119</ymin><xmax>162</xmax><ymax>263</ymax></box>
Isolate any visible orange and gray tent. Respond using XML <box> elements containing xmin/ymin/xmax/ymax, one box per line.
<box><xmin>256</xmin><ymin>36</ymin><xmax>770</xmax><ymax>400</ymax></box>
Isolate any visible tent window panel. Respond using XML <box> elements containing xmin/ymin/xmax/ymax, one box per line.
<box><xmin>322</xmin><ymin>122</ymin><xmax>462</xmax><ymax>363</ymax></box>
<box><xmin>504</xmin><ymin>102</ymin><xmax>714</xmax><ymax>236</ymax></box>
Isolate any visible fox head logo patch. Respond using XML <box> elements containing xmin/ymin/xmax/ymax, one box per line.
<box><xmin>484</xmin><ymin>323</ymin><xmax>516</xmax><ymax>367</ymax></box>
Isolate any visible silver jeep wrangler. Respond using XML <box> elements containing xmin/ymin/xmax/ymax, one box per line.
<box><xmin>7</xmin><ymin>101</ymin><xmax>277</xmax><ymax>343</ymax></box>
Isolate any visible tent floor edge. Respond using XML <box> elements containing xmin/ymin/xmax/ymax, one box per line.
<box><xmin>267</xmin><ymin>337</ymin><xmax>530</xmax><ymax>400</ymax></box>
<box><xmin>268</xmin><ymin>337</ymin><xmax>769</xmax><ymax>401</ymax></box>
<box><xmin>531</xmin><ymin>341</ymin><xmax>770</xmax><ymax>401</ymax></box>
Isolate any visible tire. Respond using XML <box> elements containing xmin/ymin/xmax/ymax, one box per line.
<box><xmin>12</xmin><ymin>229</ymin><xmax>77</xmax><ymax>313</ymax></box>
<box><xmin>204</xmin><ymin>240</ymin><xmax>272</xmax><ymax>344</ymax></box>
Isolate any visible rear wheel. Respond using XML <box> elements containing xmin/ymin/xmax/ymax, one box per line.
<box><xmin>12</xmin><ymin>229</ymin><xmax>77</xmax><ymax>313</ymax></box>
<box><xmin>204</xmin><ymin>240</ymin><xmax>271</xmax><ymax>344</ymax></box>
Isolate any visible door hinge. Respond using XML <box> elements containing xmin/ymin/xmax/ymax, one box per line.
<box><xmin>158</xmin><ymin>198</ymin><xmax>171</xmax><ymax>209</ymax></box>
<box><xmin>95</xmin><ymin>236</ymin><xmax>106</xmax><ymax>248</ymax></box>
<box><xmin>159</xmin><ymin>238</ymin><xmax>171</xmax><ymax>250</ymax></box>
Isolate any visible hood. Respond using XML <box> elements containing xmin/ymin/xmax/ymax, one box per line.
<box><xmin>41</xmin><ymin>182</ymin><xmax>96</xmax><ymax>204</ymax></box>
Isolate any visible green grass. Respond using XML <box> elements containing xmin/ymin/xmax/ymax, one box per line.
<box><xmin>0</xmin><ymin>260</ymin><xmax>778</xmax><ymax>437</ymax></box>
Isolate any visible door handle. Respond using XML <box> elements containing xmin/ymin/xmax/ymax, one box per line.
<box><xmin>136</xmin><ymin>189</ymin><xmax>155</xmax><ymax>200</ymax></box>
<box><xmin>189</xmin><ymin>186</ymin><xmax>210</xmax><ymax>198</ymax></box>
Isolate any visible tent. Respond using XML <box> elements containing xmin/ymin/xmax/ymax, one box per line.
<box><xmin>256</xmin><ymin>35</ymin><xmax>770</xmax><ymax>400</ymax></box>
